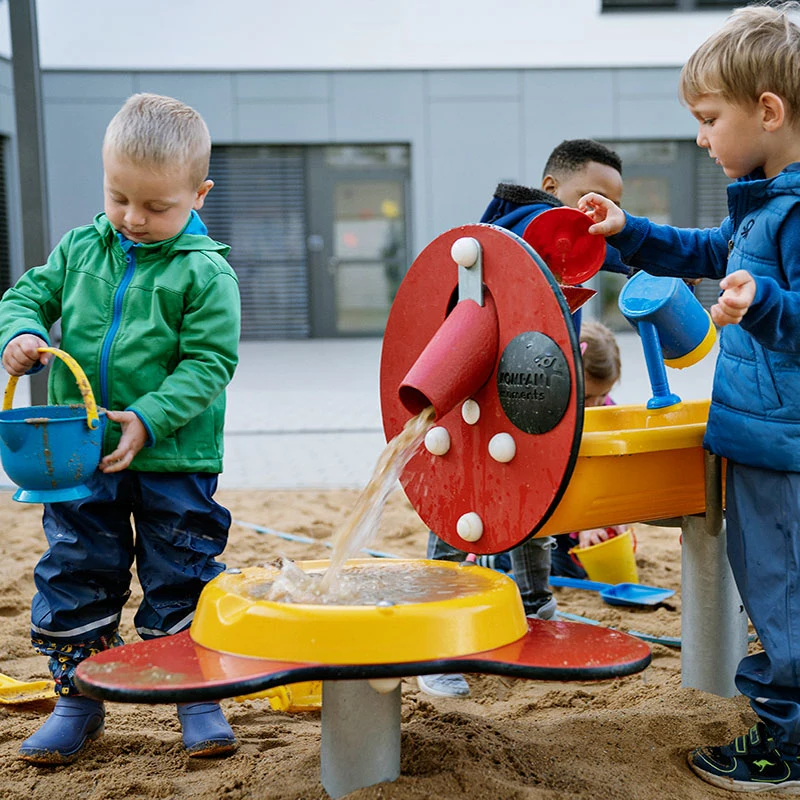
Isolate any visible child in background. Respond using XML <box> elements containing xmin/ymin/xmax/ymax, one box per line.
<box><xmin>1</xmin><ymin>93</ymin><xmax>241</xmax><ymax>765</ymax></box>
<box><xmin>551</xmin><ymin>320</ymin><xmax>626</xmax><ymax>579</ymax></box>
<box><xmin>579</xmin><ymin>2</ymin><xmax>800</xmax><ymax>791</ymax></box>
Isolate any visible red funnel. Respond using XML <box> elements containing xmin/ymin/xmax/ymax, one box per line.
<box><xmin>522</xmin><ymin>207</ymin><xmax>605</xmax><ymax>285</ymax></box>
<box><xmin>399</xmin><ymin>295</ymin><xmax>499</xmax><ymax>418</ymax></box>
<box><xmin>560</xmin><ymin>285</ymin><xmax>597</xmax><ymax>313</ymax></box>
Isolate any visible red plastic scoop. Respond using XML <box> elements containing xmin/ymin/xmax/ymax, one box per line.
<box><xmin>522</xmin><ymin>207</ymin><xmax>605</xmax><ymax>285</ymax></box>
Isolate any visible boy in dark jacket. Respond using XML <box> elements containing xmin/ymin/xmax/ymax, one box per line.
<box><xmin>580</xmin><ymin>3</ymin><xmax>800</xmax><ymax>792</ymax></box>
<box><xmin>2</xmin><ymin>93</ymin><xmax>241</xmax><ymax>765</ymax></box>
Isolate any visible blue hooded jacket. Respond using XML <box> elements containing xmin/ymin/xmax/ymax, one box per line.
<box><xmin>608</xmin><ymin>164</ymin><xmax>800</xmax><ymax>472</ymax></box>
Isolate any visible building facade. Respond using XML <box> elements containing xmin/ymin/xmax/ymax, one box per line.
<box><xmin>0</xmin><ymin>0</ymin><xmax>740</xmax><ymax>338</ymax></box>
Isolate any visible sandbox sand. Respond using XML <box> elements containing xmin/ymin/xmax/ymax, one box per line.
<box><xmin>0</xmin><ymin>487</ymin><xmax>758</xmax><ymax>799</ymax></box>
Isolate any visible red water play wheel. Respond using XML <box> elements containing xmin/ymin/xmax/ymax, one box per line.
<box><xmin>522</xmin><ymin>207</ymin><xmax>605</xmax><ymax>285</ymax></box>
<box><xmin>379</xmin><ymin>224</ymin><xmax>583</xmax><ymax>555</ymax></box>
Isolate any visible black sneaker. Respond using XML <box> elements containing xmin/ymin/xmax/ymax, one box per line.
<box><xmin>688</xmin><ymin>722</ymin><xmax>800</xmax><ymax>793</ymax></box>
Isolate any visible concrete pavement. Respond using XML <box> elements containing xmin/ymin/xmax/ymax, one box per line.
<box><xmin>0</xmin><ymin>331</ymin><xmax>718</xmax><ymax>491</ymax></box>
<box><xmin>219</xmin><ymin>331</ymin><xmax>719</xmax><ymax>490</ymax></box>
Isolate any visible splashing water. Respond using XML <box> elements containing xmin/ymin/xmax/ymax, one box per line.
<box><xmin>266</xmin><ymin>405</ymin><xmax>435</xmax><ymax>603</ymax></box>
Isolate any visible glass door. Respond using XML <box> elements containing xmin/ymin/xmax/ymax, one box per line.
<box><xmin>306</xmin><ymin>145</ymin><xmax>410</xmax><ymax>337</ymax></box>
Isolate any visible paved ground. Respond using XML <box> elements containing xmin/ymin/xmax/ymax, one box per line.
<box><xmin>3</xmin><ymin>331</ymin><xmax>718</xmax><ymax>491</ymax></box>
<box><xmin>220</xmin><ymin>331</ymin><xmax>718</xmax><ymax>490</ymax></box>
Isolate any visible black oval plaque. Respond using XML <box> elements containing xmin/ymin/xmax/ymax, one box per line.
<box><xmin>497</xmin><ymin>331</ymin><xmax>571</xmax><ymax>434</ymax></box>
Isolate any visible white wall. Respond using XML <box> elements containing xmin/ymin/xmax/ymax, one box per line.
<box><xmin>0</xmin><ymin>1</ymin><xmax>729</xmax><ymax>70</ymax></box>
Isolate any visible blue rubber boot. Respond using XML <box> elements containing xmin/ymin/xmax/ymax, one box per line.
<box><xmin>177</xmin><ymin>702</ymin><xmax>238</xmax><ymax>758</ymax></box>
<box><xmin>18</xmin><ymin>695</ymin><xmax>105</xmax><ymax>765</ymax></box>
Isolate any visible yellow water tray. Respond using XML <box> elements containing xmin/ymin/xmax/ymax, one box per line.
<box><xmin>191</xmin><ymin>559</ymin><xmax>528</xmax><ymax>665</ymax></box>
<box><xmin>536</xmin><ymin>399</ymin><xmax>710</xmax><ymax>537</ymax></box>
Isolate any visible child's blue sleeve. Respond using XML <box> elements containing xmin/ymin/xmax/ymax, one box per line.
<box><xmin>737</xmin><ymin>205</ymin><xmax>800</xmax><ymax>353</ymax></box>
<box><xmin>608</xmin><ymin>213</ymin><xmax>732</xmax><ymax>280</ymax></box>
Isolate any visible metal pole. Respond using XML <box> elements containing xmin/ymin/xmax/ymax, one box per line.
<box><xmin>8</xmin><ymin>0</ymin><xmax>49</xmax><ymax>405</ymax></box>
<box><xmin>320</xmin><ymin>679</ymin><xmax>401</xmax><ymax>799</ymax></box>
<box><xmin>680</xmin><ymin>451</ymin><xmax>748</xmax><ymax>697</ymax></box>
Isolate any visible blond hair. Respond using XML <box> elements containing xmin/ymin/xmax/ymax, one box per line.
<box><xmin>103</xmin><ymin>93</ymin><xmax>211</xmax><ymax>187</ymax></box>
<box><xmin>679</xmin><ymin>2</ymin><xmax>800</xmax><ymax>124</ymax></box>
<box><xmin>580</xmin><ymin>320</ymin><xmax>621</xmax><ymax>385</ymax></box>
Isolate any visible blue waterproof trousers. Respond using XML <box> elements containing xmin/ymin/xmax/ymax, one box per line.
<box><xmin>30</xmin><ymin>471</ymin><xmax>230</xmax><ymax>694</ymax></box>
<box><xmin>727</xmin><ymin>461</ymin><xmax>800</xmax><ymax>754</ymax></box>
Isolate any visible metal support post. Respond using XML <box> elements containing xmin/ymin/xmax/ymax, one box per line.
<box><xmin>680</xmin><ymin>451</ymin><xmax>748</xmax><ymax>697</ymax></box>
<box><xmin>320</xmin><ymin>679</ymin><xmax>401</xmax><ymax>799</ymax></box>
<box><xmin>8</xmin><ymin>0</ymin><xmax>50</xmax><ymax>405</ymax></box>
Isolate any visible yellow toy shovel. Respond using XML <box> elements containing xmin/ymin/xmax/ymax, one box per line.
<box><xmin>0</xmin><ymin>673</ymin><xmax>55</xmax><ymax>704</ymax></box>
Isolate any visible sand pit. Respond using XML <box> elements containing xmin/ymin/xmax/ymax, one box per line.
<box><xmin>0</xmin><ymin>488</ymin><xmax>756</xmax><ymax>800</ymax></box>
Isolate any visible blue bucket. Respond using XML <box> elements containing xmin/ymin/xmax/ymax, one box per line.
<box><xmin>0</xmin><ymin>348</ymin><xmax>106</xmax><ymax>503</ymax></box>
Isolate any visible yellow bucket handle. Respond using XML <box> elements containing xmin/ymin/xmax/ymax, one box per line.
<box><xmin>2</xmin><ymin>347</ymin><xmax>100</xmax><ymax>430</ymax></box>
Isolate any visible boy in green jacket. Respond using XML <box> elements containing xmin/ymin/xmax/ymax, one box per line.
<box><xmin>1</xmin><ymin>93</ymin><xmax>241</xmax><ymax>765</ymax></box>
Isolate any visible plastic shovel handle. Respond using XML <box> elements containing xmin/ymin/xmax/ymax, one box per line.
<box><xmin>549</xmin><ymin>575</ymin><xmax>613</xmax><ymax>592</ymax></box>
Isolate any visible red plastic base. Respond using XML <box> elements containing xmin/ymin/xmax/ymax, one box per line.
<box><xmin>74</xmin><ymin>621</ymin><xmax>651</xmax><ymax>704</ymax></box>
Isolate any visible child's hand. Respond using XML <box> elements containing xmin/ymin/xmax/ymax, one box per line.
<box><xmin>577</xmin><ymin>193</ymin><xmax>626</xmax><ymax>237</ymax></box>
<box><xmin>100</xmin><ymin>410</ymin><xmax>147</xmax><ymax>473</ymax></box>
<box><xmin>711</xmin><ymin>269</ymin><xmax>756</xmax><ymax>327</ymax></box>
<box><xmin>2</xmin><ymin>334</ymin><xmax>49</xmax><ymax>376</ymax></box>
<box><xmin>577</xmin><ymin>527</ymin><xmax>620</xmax><ymax>548</ymax></box>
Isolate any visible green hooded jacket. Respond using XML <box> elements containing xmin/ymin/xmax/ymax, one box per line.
<box><xmin>0</xmin><ymin>212</ymin><xmax>240</xmax><ymax>473</ymax></box>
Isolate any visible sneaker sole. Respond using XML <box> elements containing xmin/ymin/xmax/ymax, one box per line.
<box><xmin>18</xmin><ymin>723</ymin><xmax>104</xmax><ymax>766</ymax></box>
<box><xmin>688</xmin><ymin>752</ymin><xmax>800</xmax><ymax>795</ymax></box>
<box><xmin>416</xmin><ymin>676</ymin><xmax>470</xmax><ymax>698</ymax></box>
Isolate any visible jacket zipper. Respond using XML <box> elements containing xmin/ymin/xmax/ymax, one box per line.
<box><xmin>99</xmin><ymin>248</ymin><xmax>137</xmax><ymax>408</ymax></box>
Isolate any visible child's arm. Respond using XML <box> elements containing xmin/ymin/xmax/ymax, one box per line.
<box><xmin>125</xmin><ymin>269</ymin><xmax>240</xmax><ymax>445</ymax></box>
<box><xmin>732</xmin><ymin>205</ymin><xmax>800</xmax><ymax>351</ymax></box>
<box><xmin>100</xmin><ymin>410</ymin><xmax>147</xmax><ymax>472</ymax></box>
<box><xmin>578</xmin><ymin>193</ymin><xmax>731</xmax><ymax>280</ymax></box>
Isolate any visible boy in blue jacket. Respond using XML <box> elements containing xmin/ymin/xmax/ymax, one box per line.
<box><xmin>419</xmin><ymin>139</ymin><xmax>628</xmax><ymax>699</ymax></box>
<box><xmin>2</xmin><ymin>94</ymin><xmax>241</xmax><ymax>765</ymax></box>
<box><xmin>580</xmin><ymin>3</ymin><xmax>800</xmax><ymax>792</ymax></box>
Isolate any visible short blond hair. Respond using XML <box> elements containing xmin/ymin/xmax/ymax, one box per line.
<box><xmin>580</xmin><ymin>320</ymin><xmax>621</xmax><ymax>385</ymax></box>
<box><xmin>103</xmin><ymin>93</ymin><xmax>211</xmax><ymax>187</ymax></box>
<box><xmin>679</xmin><ymin>2</ymin><xmax>800</xmax><ymax>124</ymax></box>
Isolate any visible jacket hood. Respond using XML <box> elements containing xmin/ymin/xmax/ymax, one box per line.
<box><xmin>479</xmin><ymin>183</ymin><xmax>562</xmax><ymax>230</ymax></box>
<box><xmin>92</xmin><ymin>210</ymin><xmax>230</xmax><ymax>255</ymax></box>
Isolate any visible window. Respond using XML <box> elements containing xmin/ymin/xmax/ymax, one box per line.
<box><xmin>202</xmin><ymin>146</ymin><xmax>310</xmax><ymax>340</ymax></box>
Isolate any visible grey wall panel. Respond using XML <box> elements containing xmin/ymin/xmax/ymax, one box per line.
<box><xmin>331</xmin><ymin>71</ymin><xmax>424</xmax><ymax>141</ymax></box>
<box><xmin>616</xmin><ymin>66</ymin><xmax>695</xmax><ymax>139</ymax></box>
<box><xmin>616</xmin><ymin>67</ymin><xmax>681</xmax><ymax>98</ymax></box>
<box><xmin>42</xmin><ymin>72</ymin><xmax>135</xmax><ymax>100</ymax></box>
<box><xmin>43</xmin><ymin>101</ymin><xmax>116</xmax><ymax>242</ymax></box>
<box><xmin>427</xmin><ymin>98</ymin><xmax>522</xmax><ymax>239</ymax></box>
<box><xmin>617</xmin><ymin>93</ymin><xmax>697</xmax><ymax>139</ymax></box>
<box><xmin>428</xmin><ymin>70</ymin><xmax>520</xmax><ymax>100</ymax></box>
<box><xmin>521</xmin><ymin>70</ymin><xmax>615</xmax><ymax>187</ymax></box>
<box><xmin>235</xmin><ymin>72</ymin><xmax>329</xmax><ymax>101</ymax></box>
<box><xmin>130</xmin><ymin>72</ymin><xmax>236</xmax><ymax>141</ymax></box>
<box><xmin>235</xmin><ymin>99</ymin><xmax>331</xmax><ymax>143</ymax></box>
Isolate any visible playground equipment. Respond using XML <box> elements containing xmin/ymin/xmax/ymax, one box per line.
<box><xmin>75</xmin><ymin>211</ymin><xmax>746</xmax><ymax>797</ymax></box>
<box><xmin>619</xmin><ymin>271</ymin><xmax>716</xmax><ymax>409</ymax></box>
<box><xmin>0</xmin><ymin>347</ymin><xmax>106</xmax><ymax>503</ymax></box>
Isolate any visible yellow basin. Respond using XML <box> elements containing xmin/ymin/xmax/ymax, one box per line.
<box><xmin>536</xmin><ymin>399</ymin><xmax>710</xmax><ymax>537</ymax></box>
<box><xmin>190</xmin><ymin>559</ymin><xmax>529</xmax><ymax>665</ymax></box>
